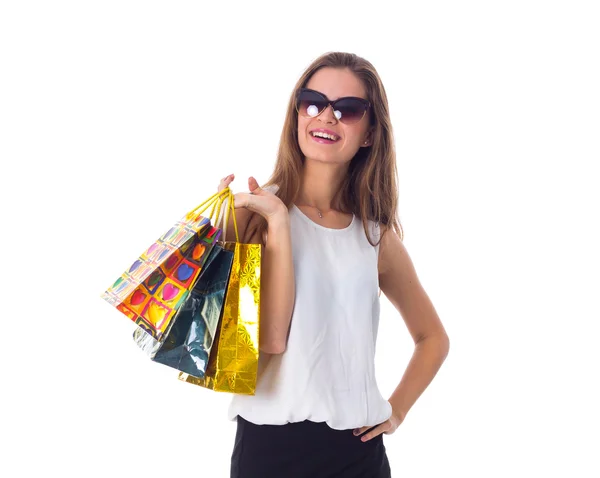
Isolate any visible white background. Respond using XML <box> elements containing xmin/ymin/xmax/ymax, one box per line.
<box><xmin>2</xmin><ymin>1</ymin><xmax>599</xmax><ymax>477</ymax></box>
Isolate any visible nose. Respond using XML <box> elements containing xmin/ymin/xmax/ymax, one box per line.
<box><xmin>318</xmin><ymin>104</ymin><xmax>338</xmax><ymax>124</ymax></box>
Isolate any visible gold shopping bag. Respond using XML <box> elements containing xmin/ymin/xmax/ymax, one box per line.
<box><xmin>178</xmin><ymin>188</ymin><xmax>261</xmax><ymax>395</ymax></box>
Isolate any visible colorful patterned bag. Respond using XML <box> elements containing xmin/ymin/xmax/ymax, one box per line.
<box><xmin>101</xmin><ymin>189</ymin><xmax>229</xmax><ymax>341</ymax></box>
<box><xmin>132</xmin><ymin>235</ymin><xmax>235</xmax><ymax>377</ymax></box>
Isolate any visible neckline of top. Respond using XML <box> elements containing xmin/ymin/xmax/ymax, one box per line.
<box><xmin>291</xmin><ymin>204</ymin><xmax>357</xmax><ymax>232</ymax></box>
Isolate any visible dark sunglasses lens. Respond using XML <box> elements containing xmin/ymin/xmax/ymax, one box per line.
<box><xmin>297</xmin><ymin>91</ymin><xmax>327</xmax><ymax>117</ymax></box>
<box><xmin>333</xmin><ymin>98</ymin><xmax>367</xmax><ymax>124</ymax></box>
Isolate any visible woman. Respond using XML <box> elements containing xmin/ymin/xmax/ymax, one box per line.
<box><xmin>220</xmin><ymin>52</ymin><xmax>450</xmax><ymax>478</ymax></box>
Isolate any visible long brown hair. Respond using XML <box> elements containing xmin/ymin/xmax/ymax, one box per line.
<box><xmin>250</xmin><ymin>51</ymin><xmax>403</xmax><ymax>246</ymax></box>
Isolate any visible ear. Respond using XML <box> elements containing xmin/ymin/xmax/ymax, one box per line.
<box><xmin>362</xmin><ymin>128</ymin><xmax>374</xmax><ymax>147</ymax></box>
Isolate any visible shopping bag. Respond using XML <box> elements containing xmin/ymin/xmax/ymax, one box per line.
<box><xmin>178</xmin><ymin>189</ymin><xmax>262</xmax><ymax>395</ymax></box>
<box><xmin>101</xmin><ymin>189</ymin><xmax>229</xmax><ymax>341</ymax></box>
<box><xmin>132</xmin><ymin>239</ymin><xmax>235</xmax><ymax>378</ymax></box>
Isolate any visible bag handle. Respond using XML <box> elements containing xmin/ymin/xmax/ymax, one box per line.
<box><xmin>186</xmin><ymin>188</ymin><xmax>230</xmax><ymax>221</ymax></box>
<box><xmin>185</xmin><ymin>188</ymin><xmax>239</xmax><ymax>243</ymax></box>
<box><xmin>219</xmin><ymin>189</ymin><xmax>239</xmax><ymax>243</ymax></box>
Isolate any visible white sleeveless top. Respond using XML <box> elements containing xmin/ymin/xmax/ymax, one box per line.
<box><xmin>227</xmin><ymin>191</ymin><xmax>393</xmax><ymax>430</ymax></box>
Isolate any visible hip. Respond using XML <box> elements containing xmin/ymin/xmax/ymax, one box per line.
<box><xmin>230</xmin><ymin>414</ymin><xmax>391</xmax><ymax>478</ymax></box>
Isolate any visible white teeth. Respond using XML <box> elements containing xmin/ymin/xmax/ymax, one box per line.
<box><xmin>311</xmin><ymin>131</ymin><xmax>338</xmax><ymax>141</ymax></box>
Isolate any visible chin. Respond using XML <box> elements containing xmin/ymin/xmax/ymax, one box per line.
<box><xmin>298</xmin><ymin>138</ymin><xmax>353</xmax><ymax>165</ymax></box>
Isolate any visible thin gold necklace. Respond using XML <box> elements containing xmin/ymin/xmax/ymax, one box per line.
<box><xmin>298</xmin><ymin>204</ymin><xmax>326</xmax><ymax>218</ymax></box>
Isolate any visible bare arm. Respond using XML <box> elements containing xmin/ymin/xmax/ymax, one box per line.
<box><xmin>378</xmin><ymin>227</ymin><xmax>450</xmax><ymax>421</ymax></box>
<box><xmin>218</xmin><ymin>175</ymin><xmax>295</xmax><ymax>355</ymax></box>
<box><xmin>247</xmin><ymin>210</ymin><xmax>295</xmax><ymax>354</ymax></box>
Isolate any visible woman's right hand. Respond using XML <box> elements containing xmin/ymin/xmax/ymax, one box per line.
<box><xmin>218</xmin><ymin>174</ymin><xmax>288</xmax><ymax>224</ymax></box>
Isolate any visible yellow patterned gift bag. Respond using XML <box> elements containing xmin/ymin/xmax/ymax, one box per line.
<box><xmin>178</xmin><ymin>189</ymin><xmax>261</xmax><ymax>395</ymax></box>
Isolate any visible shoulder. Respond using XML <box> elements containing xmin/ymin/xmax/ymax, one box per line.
<box><xmin>376</xmin><ymin>223</ymin><xmax>396</xmax><ymax>274</ymax></box>
<box><xmin>377</xmin><ymin>224</ymin><xmax>413</xmax><ymax>283</ymax></box>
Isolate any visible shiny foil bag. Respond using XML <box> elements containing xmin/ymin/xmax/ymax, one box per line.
<box><xmin>101</xmin><ymin>190</ymin><xmax>230</xmax><ymax>341</ymax></box>
<box><xmin>132</xmin><ymin>243</ymin><xmax>235</xmax><ymax>378</ymax></box>
<box><xmin>178</xmin><ymin>195</ymin><xmax>261</xmax><ymax>395</ymax></box>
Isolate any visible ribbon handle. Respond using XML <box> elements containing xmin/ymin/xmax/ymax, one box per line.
<box><xmin>220</xmin><ymin>189</ymin><xmax>239</xmax><ymax>243</ymax></box>
<box><xmin>185</xmin><ymin>188</ymin><xmax>230</xmax><ymax>222</ymax></box>
<box><xmin>186</xmin><ymin>188</ymin><xmax>239</xmax><ymax>243</ymax></box>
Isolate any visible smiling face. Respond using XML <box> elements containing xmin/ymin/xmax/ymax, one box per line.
<box><xmin>297</xmin><ymin>67</ymin><xmax>372</xmax><ymax>166</ymax></box>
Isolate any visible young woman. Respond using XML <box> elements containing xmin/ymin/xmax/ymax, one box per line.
<box><xmin>219</xmin><ymin>52</ymin><xmax>450</xmax><ymax>478</ymax></box>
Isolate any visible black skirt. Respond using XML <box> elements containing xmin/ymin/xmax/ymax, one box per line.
<box><xmin>230</xmin><ymin>415</ymin><xmax>392</xmax><ymax>478</ymax></box>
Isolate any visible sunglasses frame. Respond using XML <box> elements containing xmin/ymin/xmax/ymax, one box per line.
<box><xmin>295</xmin><ymin>87</ymin><xmax>371</xmax><ymax>125</ymax></box>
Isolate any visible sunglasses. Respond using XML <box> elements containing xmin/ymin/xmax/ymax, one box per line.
<box><xmin>295</xmin><ymin>88</ymin><xmax>371</xmax><ymax>125</ymax></box>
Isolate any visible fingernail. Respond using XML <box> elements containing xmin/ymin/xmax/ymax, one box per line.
<box><xmin>353</xmin><ymin>430</ymin><xmax>358</xmax><ymax>435</ymax></box>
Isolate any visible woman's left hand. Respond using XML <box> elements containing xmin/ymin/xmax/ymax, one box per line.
<box><xmin>353</xmin><ymin>407</ymin><xmax>405</xmax><ymax>442</ymax></box>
